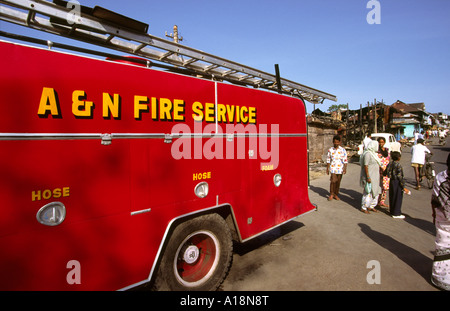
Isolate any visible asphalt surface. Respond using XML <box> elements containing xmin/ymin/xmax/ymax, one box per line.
<box><xmin>221</xmin><ymin>136</ymin><xmax>449</xmax><ymax>291</ymax></box>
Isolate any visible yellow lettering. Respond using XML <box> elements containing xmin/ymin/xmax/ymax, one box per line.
<box><xmin>217</xmin><ymin>104</ymin><xmax>226</xmax><ymax>123</ymax></box>
<box><xmin>151</xmin><ymin>97</ymin><xmax>158</xmax><ymax>120</ymax></box>
<box><xmin>235</xmin><ymin>106</ymin><xmax>241</xmax><ymax>123</ymax></box>
<box><xmin>192</xmin><ymin>172</ymin><xmax>212</xmax><ymax>181</ymax></box>
<box><xmin>42</xmin><ymin>189</ymin><xmax>52</xmax><ymax>200</ymax></box>
<box><xmin>192</xmin><ymin>101</ymin><xmax>204</xmax><ymax>121</ymax></box>
<box><xmin>53</xmin><ymin>188</ymin><xmax>62</xmax><ymax>198</ymax></box>
<box><xmin>226</xmin><ymin>105</ymin><xmax>235</xmax><ymax>123</ymax></box>
<box><xmin>261</xmin><ymin>164</ymin><xmax>274</xmax><ymax>171</ymax></box>
<box><xmin>173</xmin><ymin>99</ymin><xmax>185</xmax><ymax>121</ymax></box>
<box><xmin>134</xmin><ymin>95</ymin><xmax>149</xmax><ymax>119</ymax></box>
<box><xmin>102</xmin><ymin>93</ymin><xmax>120</xmax><ymax>119</ymax></box>
<box><xmin>248</xmin><ymin>107</ymin><xmax>256</xmax><ymax>124</ymax></box>
<box><xmin>72</xmin><ymin>90</ymin><xmax>94</xmax><ymax>118</ymax></box>
<box><xmin>159</xmin><ymin>98</ymin><xmax>172</xmax><ymax>120</ymax></box>
<box><xmin>204</xmin><ymin>103</ymin><xmax>215</xmax><ymax>122</ymax></box>
<box><xmin>32</xmin><ymin>190</ymin><xmax>41</xmax><ymax>202</ymax></box>
<box><xmin>31</xmin><ymin>187</ymin><xmax>70</xmax><ymax>201</ymax></box>
<box><xmin>240</xmin><ymin>106</ymin><xmax>248</xmax><ymax>123</ymax></box>
<box><xmin>38</xmin><ymin>87</ymin><xmax>61</xmax><ymax>118</ymax></box>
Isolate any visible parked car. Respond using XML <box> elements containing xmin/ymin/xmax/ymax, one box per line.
<box><xmin>358</xmin><ymin>133</ymin><xmax>402</xmax><ymax>155</ymax></box>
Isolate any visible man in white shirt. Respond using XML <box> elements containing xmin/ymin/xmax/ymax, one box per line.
<box><xmin>411</xmin><ymin>138</ymin><xmax>432</xmax><ymax>189</ymax></box>
<box><xmin>414</xmin><ymin>130</ymin><xmax>424</xmax><ymax>144</ymax></box>
<box><xmin>363</xmin><ymin>133</ymin><xmax>372</xmax><ymax>150</ymax></box>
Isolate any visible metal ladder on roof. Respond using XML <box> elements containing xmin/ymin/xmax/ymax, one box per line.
<box><xmin>0</xmin><ymin>0</ymin><xmax>337</xmax><ymax>104</ymax></box>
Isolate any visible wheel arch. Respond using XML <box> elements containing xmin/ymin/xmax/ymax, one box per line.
<box><xmin>121</xmin><ymin>203</ymin><xmax>240</xmax><ymax>290</ymax></box>
<box><xmin>166</xmin><ymin>203</ymin><xmax>241</xmax><ymax>245</ymax></box>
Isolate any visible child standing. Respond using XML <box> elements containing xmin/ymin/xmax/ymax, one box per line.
<box><xmin>387</xmin><ymin>151</ymin><xmax>410</xmax><ymax>219</ymax></box>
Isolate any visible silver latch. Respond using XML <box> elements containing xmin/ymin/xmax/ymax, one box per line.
<box><xmin>226</xmin><ymin>133</ymin><xmax>234</xmax><ymax>142</ymax></box>
<box><xmin>101</xmin><ymin>134</ymin><xmax>112</xmax><ymax>145</ymax></box>
<box><xmin>164</xmin><ymin>134</ymin><xmax>173</xmax><ymax>144</ymax></box>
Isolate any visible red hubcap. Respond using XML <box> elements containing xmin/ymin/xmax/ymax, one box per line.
<box><xmin>175</xmin><ymin>231</ymin><xmax>218</xmax><ymax>286</ymax></box>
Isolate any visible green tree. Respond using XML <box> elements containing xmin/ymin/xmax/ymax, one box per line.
<box><xmin>327</xmin><ymin>104</ymin><xmax>347</xmax><ymax>112</ymax></box>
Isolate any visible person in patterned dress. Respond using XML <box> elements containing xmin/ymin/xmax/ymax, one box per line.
<box><xmin>326</xmin><ymin>135</ymin><xmax>348</xmax><ymax>201</ymax></box>
<box><xmin>377</xmin><ymin>137</ymin><xmax>390</xmax><ymax>208</ymax></box>
<box><xmin>431</xmin><ymin>153</ymin><xmax>450</xmax><ymax>290</ymax></box>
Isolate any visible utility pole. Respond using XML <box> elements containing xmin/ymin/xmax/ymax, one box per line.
<box><xmin>360</xmin><ymin>104</ymin><xmax>363</xmax><ymax>140</ymax></box>
<box><xmin>367</xmin><ymin>101</ymin><xmax>370</xmax><ymax>135</ymax></box>
<box><xmin>165</xmin><ymin>25</ymin><xmax>183</xmax><ymax>43</ymax></box>
<box><xmin>346</xmin><ymin>103</ymin><xmax>349</xmax><ymax>142</ymax></box>
<box><xmin>374</xmin><ymin>98</ymin><xmax>377</xmax><ymax>133</ymax></box>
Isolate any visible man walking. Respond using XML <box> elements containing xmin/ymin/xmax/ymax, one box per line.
<box><xmin>411</xmin><ymin>138</ymin><xmax>431</xmax><ymax>190</ymax></box>
<box><xmin>326</xmin><ymin>135</ymin><xmax>348</xmax><ymax>201</ymax></box>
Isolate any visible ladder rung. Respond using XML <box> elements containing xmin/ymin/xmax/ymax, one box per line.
<box><xmin>133</xmin><ymin>42</ymin><xmax>147</xmax><ymax>53</ymax></box>
<box><xmin>159</xmin><ymin>51</ymin><xmax>174</xmax><ymax>61</ymax></box>
<box><xmin>222</xmin><ymin>70</ymin><xmax>237</xmax><ymax>77</ymax></box>
<box><xmin>238</xmin><ymin>74</ymin><xmax>254</xmax><ymax>82</ymax></box>
<box><xmin>203</xmin><ymin>64</ymin><xmax>219</xmax><ymax>72</ymax></box>
<box><xmin>182</xmin><ymin>58</ymin><xmax>197</xmax><ymax>66</ymax></box>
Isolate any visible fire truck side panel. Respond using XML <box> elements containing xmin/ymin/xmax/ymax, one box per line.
<box><xmin>214</xmin><ymin>84</ymin><xmax>313</xmax><ymax>240</ymax></box>
<box><xmin>0</xmin><ymin>41</ymin><xmax>315</xmax><ymax>290</ymax></box>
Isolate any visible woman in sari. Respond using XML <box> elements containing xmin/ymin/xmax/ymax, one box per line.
<box><xmin>360</xmin><ymin>140</ymin><xmax>382</xmax><ymax>214</ymax></box>
<box><xmin>431</xmin><ymin>153</ymin><xmax>450</xmax><ymax>290</ymax></box>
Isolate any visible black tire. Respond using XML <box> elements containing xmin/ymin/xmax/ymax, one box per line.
<box><xmin>153</xmin><ymin>213</ymin><xmax>233</xmax><ymax>291</ymax></box>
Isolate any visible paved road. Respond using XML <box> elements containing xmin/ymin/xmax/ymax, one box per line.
<box><xmin>221</xmin><ymin>136</ymin><xmax>449</xmax><ymax>291</ymax></box>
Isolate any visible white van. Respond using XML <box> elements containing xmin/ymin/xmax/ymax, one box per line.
<box><xmin>358</xmin><ymin>133</ymin><xmax>402</xmax><ymax>154</ymax></box>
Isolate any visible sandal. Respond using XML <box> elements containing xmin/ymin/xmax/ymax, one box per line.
<box><xmin>361</xmin><ymin>209</ymin><xmax>370</xmax><ymax>214</ymax></box>
<box><xmin>368</xmin><ymin>208</ymin><xmax>378</xmax><ymax>213</ymax></box>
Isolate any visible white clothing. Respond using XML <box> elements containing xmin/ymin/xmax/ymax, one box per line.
<box><xmin>390</xmin><ymin>142</ymin><xmax>401</xmax><ymax>153</ymax></box>
<box><xmin>433</xmin><ymin>170</ymin><xmax>448</xmax><ymax>199</ymax></box>
<box><xmin>414</xmin><ymin>132</ymin><xmax>420</xmax><ymax>144</ymax></box>
<box><xmin>363</xmin><ymin>136</ymin><xmax>372</xmax><ymax>150</ymax></box>
<box><xmin>361</xmin><ymin>193</ymin><xmax>379</xmax><ymax>211</ymax></box>
<box><xmin>411</xmin><ymin>144</ymin><xmax>430</xmax><ymax>165</ymax></box>
<box><xmin>431</xmin><ymin>170</ymin><xmax>450</xmax><ymax>290</ymax></box>
<box><xmin>431</xmin><ymin>208</ymin><xmax>450</xmax><ymax>291</ymax></box>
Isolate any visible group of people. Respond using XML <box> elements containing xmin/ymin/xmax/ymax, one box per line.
<box><xmin>326</xmin><ymin>134</ymin><xmax>409</xmax><ymax>218</ymax></box>
<box><xmin>326</xmin><ymin>133</ymin><xmax>450</xmax><ymax>291</ymax></box>
<box><xmin>417</xmin><ymin>129</ymin><xmax>448</xmax><ymax>140</ymax></box>
<box><xmin>362</xmin><ymin>135</ymin><xmax>433</xmax><ymax>217</ymax></box>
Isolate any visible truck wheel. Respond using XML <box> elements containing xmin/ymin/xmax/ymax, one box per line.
<box><xmin>154</xmin><ymin>213</ymin><xmax>233</xmax><ymax>291</ymax></box>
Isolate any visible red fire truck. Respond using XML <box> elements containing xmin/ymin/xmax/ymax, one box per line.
<box><xmin>0</xmin><ymin>0</ymin><xmax>336</xmax><ymax>290</ymax></box>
